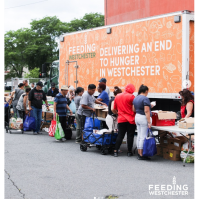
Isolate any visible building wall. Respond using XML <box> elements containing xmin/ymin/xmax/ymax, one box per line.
<box><xmin>104</xmin><ymin>0</ymin><xmax>194</xmax><ymax>25</ymax></box>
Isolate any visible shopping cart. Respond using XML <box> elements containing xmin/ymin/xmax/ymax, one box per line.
<box><xmin>79</xmin><ymin>110</ymin><xmax>118</xmax><ymax>155</ymax></box>
<box><xmin>5</xmin><ymin>105</ymin><xmax>24</xmax><ymax>134</ymax></box>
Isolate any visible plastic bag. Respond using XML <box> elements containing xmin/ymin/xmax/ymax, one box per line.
<box><xmin>143</xmin><ymin>128</ymin><xmax>157</xmax><ymax>157</ymax></box>
<box><xmin>68</xmin><ymin>100</ymin><xmax>76</xmax><ymax>114</ymax></box>
<box><xmin>23</xmin><ymin>112</ymin><xmax>36</xmax><ymax>131</ymax></box>
<box><xmin>84</xmin><ymin>114</ymin><xmax>101</xmax><ymax>130</ymax></box>
<box><xmin>49</xmin><ymin>115</ymin><xmax>56</xmax><ymax>137</ymax></box>
<box><xmin>9</xmin><ymin>117</ymin><xmax>23</xmax><ymax>130</ymax></box>
<box><xmin>54</xmin><ymin>114</ymin><xmax>65</xmax><ymax>140</ymax></box>
<box><xmin>180</xmin><ymin>151</ymin><xmax>194</xmax><ymax>163</ymax></box>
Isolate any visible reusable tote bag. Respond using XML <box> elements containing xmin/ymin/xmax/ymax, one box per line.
<box><xmin>23</xmin><ymin>111</ymin><xmax>36</xmax><ymax>131</ymax></box>
<box><xmin>48</xmin><ymin>114</ymin><xmax>56</xmax><ymax>137</ymax></box>
<box><xmin>54</xmin><ymin>114</ymin><xmax>65</xmax><ymax>140</ymax></box>
<box><xmin>143</xmin><ymin>128</ymin><xmax>157</xmax><ymax>157</ymax></box>
<box><xmin>84</xmin><ymin>114</ymin><xmax>101</xmax><ymax>130</ymax></box>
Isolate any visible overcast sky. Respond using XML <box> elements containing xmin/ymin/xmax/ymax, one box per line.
<box><xmin>4</xmin><ymin>0</ymin><xmax>104</xmax><ymax>32</ymax></box>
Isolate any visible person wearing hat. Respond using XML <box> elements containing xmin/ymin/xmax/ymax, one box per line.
<box><xmin>11</xmin><ymin>83</ymin><xmax>25</xmax><ymax>117</ymax></box>
<box><xmin>54</xmin><ymin>85</ymin><xmax>73</xmax><ymax>141</ymax></box>
<box><xmin>99</xmin><ymin>78</ymin><xmax>111</xmax><ymax>99</ymax></box>
<box><xmin>47</xmin><ymin>82</ymin><xmax>59</xmax><ymax>97</ymax></box>
<box><xmin>28</xmin><ymin>81</ymin><xmax>49</xmax><ymax>135</ymax></box>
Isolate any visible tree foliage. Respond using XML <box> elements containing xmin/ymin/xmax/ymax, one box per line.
<box><xmin>4</xmin><ymin>13</ymin><xmax>104</xmax><ymax>79</ymax></box>
<box><xmin>24</xmin><ymin>67</ymin><xmax>40</xmax><ymax>78</ymax></box>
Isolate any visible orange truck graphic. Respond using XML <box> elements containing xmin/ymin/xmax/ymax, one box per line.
<box><xmin>59</xmin><ymin>11</ymin><xmax>194</xmax><ymax>99</ymax></box>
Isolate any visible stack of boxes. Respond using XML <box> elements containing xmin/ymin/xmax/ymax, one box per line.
<box><xmin>156</xmin><ymin>131</ymin><xmax>187</xmax><ymax>161</ymax></box>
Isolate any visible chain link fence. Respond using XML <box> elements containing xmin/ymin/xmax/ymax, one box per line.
<box><xmin>11</xmin><ymin>78</ymin><xmax>48</xmax><ymax>92</ymax></box>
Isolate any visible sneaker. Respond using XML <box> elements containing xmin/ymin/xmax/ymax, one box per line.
<box><xmin>37</xmin><ymin>132</ymin><xmax>42</xmax><ymax>134</ymax></box>
<box><xmin>143</xmin><ymin>156</ymin><xmax>151</xmax><ymax>160</ymax></box>
<box><xmin>33</xmin><ymin>132</ymin><xmax>37</xmax><ymax>135</ymax></box>
<box><xmin>62</xmin><ymin>138</ymin><xmax>67</xmax><ymax>142</ymax></box>
<box><xmin>137</xmin><ymin>154</ymin><xmax>149</xmax><ymax>160</ymax></box>
<box><xmin>75</xmin><ymin>141</ymin><xmax>81</xmax><ymax>144</ymax></box>
<box><xmin>114</xmin><ymin>152</ymin><xmax>118</xmax><ymax>157</ymax></box>
<box><xmin>56</xmin><ymin>139</ymin><xmax>62</xmax><ymax>142</ymax></box>
<box><xmin>127</xmin><ymin>152</ymin><xmax>133</xmax><ymax>157</ymax></box>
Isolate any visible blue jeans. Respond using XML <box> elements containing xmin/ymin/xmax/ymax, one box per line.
<box><xmin>31</xmin><ymin>106</ymin><xmax>42</xmax><ymax>132</ymax></box>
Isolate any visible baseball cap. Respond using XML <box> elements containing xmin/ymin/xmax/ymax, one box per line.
<box><xmin>61</xmin><ymin>85</ymin><xmax>69</xmax><ymax>90</ymax></box>
<box><xmin>51</xmin><ymin>82</ymin><xmax>55</xmax><ymax>87</ymax></box>
<box><xmin>99</xmin><ymin>78</ymin><xmax>107</xmax><ymax>83</ymax></box>
<box><xmin>36</xmin><ymin>81</ymin><xmax>44</xmax><ymax>87</ymax></box>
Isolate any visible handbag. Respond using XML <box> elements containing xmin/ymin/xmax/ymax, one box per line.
<box><xmin>23</xmin><ymin>111</ymin><xmax>36</xmax><ymax>131</ymax></box>
<box><xmin>48</xmin><ymin>114</ymin><xmax>56</xmax><ymax>137</ymax></box>
<box><xmin>54</xmin><ymin>114</ymin><xmax>65</xmax><ymax>140</ymax></box>
<box><xmin>84</xmin><ymin>113</ymin><xmax>101</xmax><ymax>130</ymax></box>
<box><xmin>143</xmin><ymin>128</ymin><xmax>157</xmax><ymax>157</ymax></box>
<box><xmin>68</xmin><ymin>100</ymin><xmax>76</xmax><ymax>114</ymax></box>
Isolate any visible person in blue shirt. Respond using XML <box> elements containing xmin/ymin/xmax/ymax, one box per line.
<box><xmin>97</xmin><ymin>82</ymin><xmax>109</xmax><ymax>106</ymax></box>
<box><xmin>54</xmin><ymin>85</ymin><xmax>73</xmax><ymax>141</ymax></box>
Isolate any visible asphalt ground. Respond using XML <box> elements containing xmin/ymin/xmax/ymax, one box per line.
<box><xmin>5</xmin><ymin>130</ymin><xmax>194</xmax><ymax>199</ymax></box>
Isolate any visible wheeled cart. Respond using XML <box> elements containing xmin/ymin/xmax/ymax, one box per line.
<box><xmin>5</xmin><ymin>105</ymin><xmax>24</xmax><ymax>134</ymax></box>
<box><xmin>79</xmin><ymin>110</ymin><xmax>118</xmax><ymax>155</ymax></box>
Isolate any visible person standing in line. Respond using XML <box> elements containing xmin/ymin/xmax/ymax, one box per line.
<box><xmin>54</xmin><ymin>85</ymin><xmax>73</xmax><ymax>141</ymax></box>
<box><xmin>98</xmin><ymin>78</ymin><xmax>111</xmax><ymax>99</ymax></box>
<box><xmin>28</xmin><ymin>81</ymin><xmax>50</xmax><ymax>135</ymax></box>
<box><xmin>11</xmin><ymin>83</ymin><xmax>25</xmax><ymax>118</ymax></box>
<box><xmin>106</xmin><ymin>86</ymin><xmax>122</xmax><ymax>132</ymax></box>
<box><xmin>47</xmin><ymin>82</ymin><xmax>59</xmax><ymax>97</ymax></box>
<box><xmin>16</xmin><ymin>88</ymin><xmax>31</xmax><ymax>119</ymax></box>
<box><xmin>112</xmin><ymin>84</ymin><xmax>136</xmax><ymax>157</ymax></box>
<box><xmin>74</xmin><ymin>87</ymin><xmax>84</xmax><ymax>143</ymax></box>
<box><xmin>23</xmin><ymin>80</ymin><xmax>30</xmax><ymax>91</ymax></box>
<box><xmin>133</xmin><ymin>84</ymin><xmax>154</xmax><ymax>160</ymax></box>
<box><xmin>77</xmin><ymin>84</ymin><xmax>107</xmax><ymax>132</ymax></box>
<box><xmin>97</xmin><ymin>82</ymin><xmax>109</xmax><ymax>106</ymax></box>
<box><xmin>31</xmin><ymin>83</ymin><xmax>35</xmax><ymax>89</ymax></box>
<box><xmin>66</xmin><ymin>86</ymin><xmax>76</xmax><ymax>128</ymax></box>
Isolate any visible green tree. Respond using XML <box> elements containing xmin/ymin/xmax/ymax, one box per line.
<box><xmin>24</xmin><ymin>67</ymin><xmax>40</xmax><ymax>78</ymax></box>
<box><xmin>68</xmin><ymin>13</ymin><xmax>104</xmax><ymax>31</ymax></box>
<box><xmin>4</xmin><ymin>28</ymin><xmax>37</xmax><ymax>79</ymax></box>
<box><xmin>5</xmin><ymin>13</ymin><xmax>104</xmax><ymax>79</ymax></box>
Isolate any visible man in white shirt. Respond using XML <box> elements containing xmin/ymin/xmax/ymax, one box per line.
<box><xmin>99</xmin><ymin>78</ymin><xmax>111</xmax><ymax>99</ymax></box>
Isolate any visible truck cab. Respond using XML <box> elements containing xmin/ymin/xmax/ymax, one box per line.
<box><xmin>43</xmin><ymin>60</ymin><xmax>59</xmax><ymax>94</ymax></box>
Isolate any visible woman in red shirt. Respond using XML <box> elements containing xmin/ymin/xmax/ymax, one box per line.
<box><xmin>179</xmin><ymin>89</ymin><xmax>194</xmax><ymax>118</ymax></box>
<box><xmin>112</xmin><ymin>84</ymin><xmax>136</xmax><ymax>157</ymax></box>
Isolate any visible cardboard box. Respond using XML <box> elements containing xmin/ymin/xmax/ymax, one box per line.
<box><xmin>168</xmin><ymin>136</ymin><xmax>188</xmax><ymax>151</ymax></box>
<box><xmin>95</xmin><ymin>107</ymin><xmax>107</xmax><ymax>118</ymax></box>
<box><xmin>159</xmin><ymin>131</ymin><xmax>173</xmax><ymax>147</ymax></box>
<box><xmin>163</xmin><ymin>148</ymin><xmax>181</xmax><ymax>161</ymax></box>
<box><xmin>152</xmin><ymin>111</ymin><xmax>176</xmax><ymax>126</ymax></box>
<box><xmin>42</xmin><ymin>112</ymin><xmax>53</xmax><ymax>120</ymax></box>
<box><xmin>163</xmin><ymin>148</ymin><xmax>170</xmax><ymax>160</ymax></box>
<box><xmin>179</xmin><ymin>118</ymin><xmax>194</xmax><ymax>129</ymax></box>
<box><xmin>156</xmin><ymin>144</ymin><xmax>166</xmax><ymax>156</ymax></box>
<box><xmin>168</xmin><ymin>149</ymin><xmax>181</xmax><ymax>161</ymax></box>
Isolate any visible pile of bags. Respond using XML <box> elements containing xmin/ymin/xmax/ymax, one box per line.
<box><xmin>180</xmin><ymin>140</ymin><xmax>194</xmax><ymax>163</ymax></box>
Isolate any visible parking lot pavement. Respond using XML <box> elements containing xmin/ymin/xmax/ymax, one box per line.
<box><xmin>5</xmin><ymin>130</ymin><xmax>194</xmax><ymax>199</ymax></box>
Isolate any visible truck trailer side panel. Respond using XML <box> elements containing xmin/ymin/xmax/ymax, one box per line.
<box><xmin>59</xmin><ymin>12</ymin><xmax>193</xmax><ymax>99</ymax></box>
